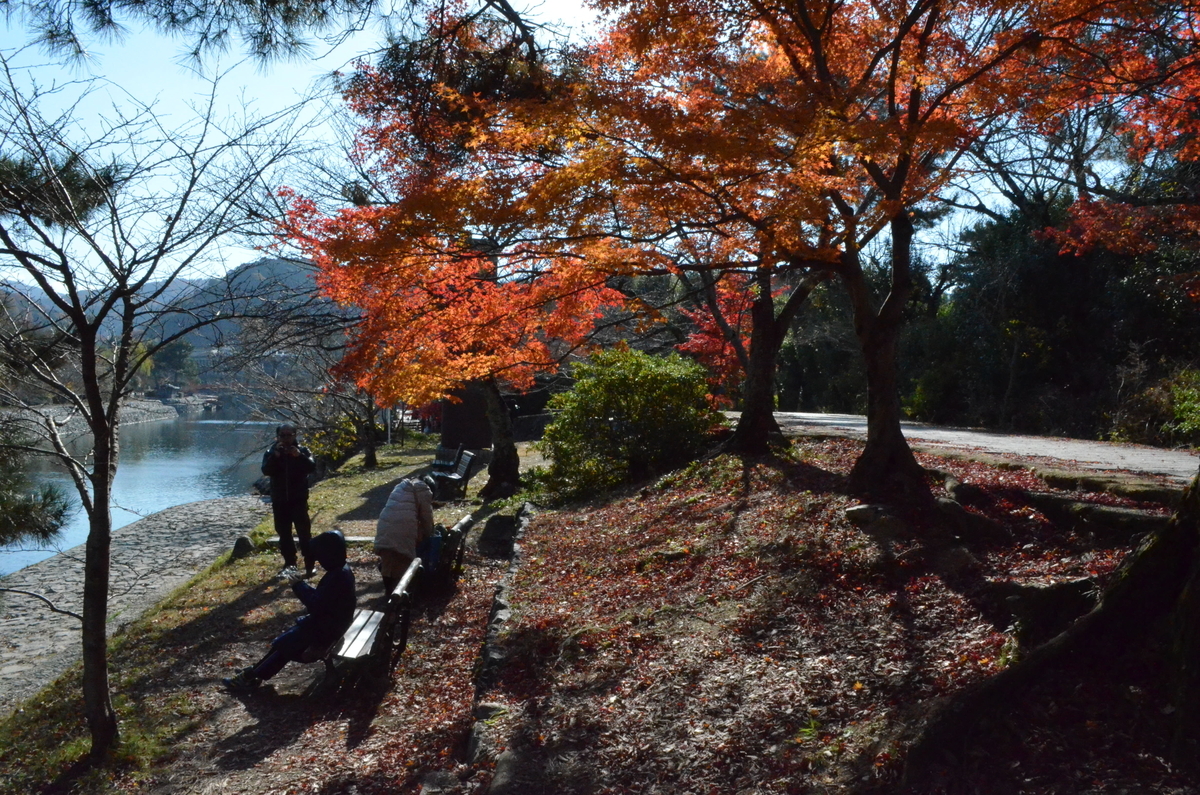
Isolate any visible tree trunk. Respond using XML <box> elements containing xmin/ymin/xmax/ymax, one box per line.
<box><xmin>361</xmin><ymin>394</ymin><xmax>378</xmax><ymax>469</ymax></box>
<box><xmin>725</xmin><ymin>267</ymin><xmax>831</xmax><ymax>455</ymax></box>
<box><xmin>479</xmin><ymin>378</ymin><xmax>520</xmax><ymax>500</ymax></box>
<box><xmin>842</xmin><ymin>213</ymin><xmax>928</xmax><ymax>499</ymax></box>
<box><xmin>726</xmin><ymin>290</ymin><xmax>786</xmax><ymax>455</ymax></box>
<box><xmin>848</xmin><ymin>320</ymin><xmax>927</xmax><ymax>498</ymax></box>
<box><xmin>82</xmin><ymin>421</ymin><xmax>118</xmax><ymax>759</ymax></box>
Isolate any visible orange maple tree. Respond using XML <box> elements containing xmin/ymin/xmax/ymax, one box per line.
<box><xmin>537</xmin><ymin>0</ymin><xmax>1200</xmax><ymax>494</ymax></box>
<box><xmin>288</xmin><ymin>0</ymin><xmax>1200</xmax><ymax>497</ymax></box>
<box><xmin>278</xmin><ymin>9</ymin><xmax>635</xmax><ymax>497</ymax></box>
<box><xmin>281</xmin><ymin>197</ymin><xmax>621</xmax><ymax>496</ymax></box>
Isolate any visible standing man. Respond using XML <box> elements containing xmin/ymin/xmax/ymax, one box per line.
<box><xmin>262</xmin><ymin>424</ymin><xmax>317</xmax><ymax>578</ymax></box>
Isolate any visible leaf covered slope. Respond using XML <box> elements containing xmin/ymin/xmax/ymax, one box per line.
<box><xmin>473</xmin><ymin>439</ymin><xmax>1187</xmax><ymax>794</ymax></box>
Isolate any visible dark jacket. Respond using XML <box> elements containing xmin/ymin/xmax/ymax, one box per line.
<box><xmin>291</xmin><ymin>565</ymin><xmax>356</xmax><ymax>646</ymax></box>
<box><xmin>262</xmin><ymin>443</ymin><xmax>317</xmax><ymax>505</ymax></box>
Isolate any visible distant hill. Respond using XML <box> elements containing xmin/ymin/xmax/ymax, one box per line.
<box><xmin>0</xmin><ymin>255</ymin><xmax>327</xmax><ymax>353</ymax></box>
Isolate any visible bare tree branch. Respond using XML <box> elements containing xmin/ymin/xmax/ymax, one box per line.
<box><xmin>0</xmin><ymin>586</ymin><xmax>83</xmax><ymax>620</ymax></box>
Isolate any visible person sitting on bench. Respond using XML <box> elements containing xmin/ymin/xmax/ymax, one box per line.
<box><xmin>224</xmin><ymin>530</ymin><xmax>356</xmax><ymax>691</ymax></box>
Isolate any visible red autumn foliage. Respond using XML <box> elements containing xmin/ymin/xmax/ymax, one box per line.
<box><xmin>675</xmin><ymin>273</ymin><xmax>756</xmax><ymax>404</ymax></box>
<box><xmin>281</xmin><ymin>187</ymin><xmax>624</xmax><ymax>407</ymax></box>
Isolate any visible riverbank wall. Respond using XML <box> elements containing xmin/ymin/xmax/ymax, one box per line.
<box><xmin>0</xmin><ymin>494</ymin><xmax>271</xmax><ymax>719</ymax></box>
<box><xmin>5</xmin><ymin>398</ymin><xmax>183</xmax><ymax>439</ymax></box>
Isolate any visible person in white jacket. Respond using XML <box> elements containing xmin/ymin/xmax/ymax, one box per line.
<box><xmin>374</xmin><ymin>477</ymin><xmax>434</xmax><ymax>595</ymax></box>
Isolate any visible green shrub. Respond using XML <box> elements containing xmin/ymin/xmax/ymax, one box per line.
<box><xmin>1109</xmin><ymin>368</ymin><xmax>1200</xmax><ymax>447</ymax></box>
<box><xmin>1170</xmin><ymin>369</ymin><xmax>1200</xmax><ymax>439</ymax></box>
<box><xmin>537</xmin><ymin>347</ymin><xmax>723</xmax><ymax>499</ymax></box>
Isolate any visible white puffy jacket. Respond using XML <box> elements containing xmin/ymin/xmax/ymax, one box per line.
<box><xmin>374</xmin><ymin>478</ymin><xmax>434</xmax><ymax>558</ymax></box>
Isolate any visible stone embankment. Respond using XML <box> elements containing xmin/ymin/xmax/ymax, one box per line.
<box><xmin>0</xmin><ymin>495</ymin><xmax>269</xmax><ymax>718</ymax></box>
<box><xmin>124</xmin><ymin>398</ymin><xmax>190</xmax><ymax>424</ymax></box>
<box><xmin>5</xmin><ymin>398</ymin><xmax>183</xmax><ymax>439</ymax></box>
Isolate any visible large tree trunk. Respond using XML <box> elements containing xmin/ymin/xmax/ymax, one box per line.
<box><xmin>843</xmin><ymin>213</ymin><xmax>928</xmax><ymax>499</ymax></box>
<box><xmin>726</xmin><ymin>267</ymin><xmax>832</xmax><ymax>455</ymax></box>
<box><xmin>726</xmin><ymin>290</ymin><xmax>786</xmax><ymax>455</ymax></box>
<box><xmin>848</xmin><ymin>319</ymin><xmax>926</xmax><ymax>497</ymax></box>
<box><xmin>479</xmin><ymin>378</ymin><xmax>520</xmax><ymax>500</ymax></box>
<box><xmin>82</xmin><ymin>418</ymin><xmax>118</xmax><ymax>759</ymax></box>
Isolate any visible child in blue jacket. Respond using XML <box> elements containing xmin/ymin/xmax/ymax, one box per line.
<box><xmin>224</xmin><ymin>530</ymin><xmax>356</xmax><ymax>690</ymax></box>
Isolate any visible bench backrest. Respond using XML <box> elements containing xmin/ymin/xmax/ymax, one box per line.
<box><xmin>387</xmin><ymin>557</ymin><xmax>423</xmax><ymax>608</ymax></box>
<box><xmin>432</xmin><ymin>444</ymin><xmax>463</xmax><ymax>470</ymax></box>
<box><xmin>454</xmin><ymin>449</ymin><xmax>475</xmax><ymax>477</ymax></box>
<box><xmin>332</xmin><ymin>557</ymin><xmax>423</xmax><ymax>662</ymax></box>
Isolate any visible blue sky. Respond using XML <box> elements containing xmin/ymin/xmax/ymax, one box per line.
<box><xmin>0</xmin><ymin>1</ymin><xmax>600</xmax><ymax>269</ymax></box>
<box><xmin>0</xmin><ymin>2</ymin><xmax>600</xmax><ymax>116</ymax></box>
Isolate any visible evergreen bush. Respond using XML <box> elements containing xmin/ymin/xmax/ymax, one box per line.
<box><xmin>537</xmin><ymin>347</ymin><xmax>722</xmax><ymax>499</ymax></box>
<box><xmin>1169</xmin><ymin>369</ymin><xmax>1200</xmax><ymax>441</ymax></box>
<box><xmin>1109</xmin><ymin>368</ymin><xmax>1200</xmax><ymax>447</ymax></box>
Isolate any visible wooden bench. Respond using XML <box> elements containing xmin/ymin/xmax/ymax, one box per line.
<box><xmin>441</xmin><ymin>521</ymin><xmax>468</xmax><ymax>579</ymax></box>
<box><xmin>430</xmin><ymin>449</ymin><xmax>477</xmax><ymax>501</ymax></box>
<box><xmin>320</xmin><ymin>557</ymin><xmax>422</xmax><ymax>686</ymax></box>
<box><xmin>421</xmin><ymin>520</ymin><xmax>468</xmax><ymax>586</ymax></box>
<box><xmin>431</xmin><ymin>443</ymin><xmax>464</xmax><ymax>473</ymax></box>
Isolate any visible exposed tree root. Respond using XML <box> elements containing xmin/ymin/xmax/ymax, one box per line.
<box><xmin>902</xmin><ymin>471</ymin><xmax>1200</xmax><ymax>786</ymax></box>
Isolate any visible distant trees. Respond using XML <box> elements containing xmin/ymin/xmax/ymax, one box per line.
<box><xmin>898</xmin><ymin>210</ymin><xmax>1200</xmax><ymax>441</ymax></box>
<box><xmin>0</xmin><ymin>57</ymin><xmax>302</xmax><ymax>758</ymax></box>
<box><xmin>221</xmin><ymin>308</ymin><xmax>393</xmax><ymax>471</ymax></box>
<box><xmin>152</xmin><ymin>339</ymin><xmax>198</xmax><ymax>388</ymax></box>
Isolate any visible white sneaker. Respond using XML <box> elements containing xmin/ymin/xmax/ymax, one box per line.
<box><xmin>279</xmin><ymin>565</ymin><xmax>300</xmax><ymax>581</ymax></box>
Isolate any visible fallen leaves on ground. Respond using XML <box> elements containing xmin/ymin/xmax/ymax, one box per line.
<box><xmin>86</xmin><ymin>438</ymin><xmax>1194</xmax><ymax>794</ymax></box>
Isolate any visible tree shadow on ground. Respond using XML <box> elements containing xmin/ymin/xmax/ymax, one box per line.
<box><xmin>111</xmin><ymin>552</ymin><xmax>388</xmax><ymax>760</ymax></box>
<box><xmin>211</xmin><ymin>686</ymin><xmax>334</xmax><ymax>771</ymax></box>
<box><xmin>336</xmin><ymin>466</ymin><xmax>434</xmax><ymax>522</ymax></box>
<box><xmin>120</xmin><ymin>572</ymin><xmax>291</xmax><ymax>694</ymax></box>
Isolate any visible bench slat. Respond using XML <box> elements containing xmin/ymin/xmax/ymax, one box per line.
<box><xmin>336</xmin><ymin>609</ymin><xmax>384</xmax><ymax>659</ymax></box>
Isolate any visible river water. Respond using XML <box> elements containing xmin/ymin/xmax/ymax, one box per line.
<box><xmin>0</xmin><ymin>414</ymin><xmax>275</xmax><ymax>576</ymax></box>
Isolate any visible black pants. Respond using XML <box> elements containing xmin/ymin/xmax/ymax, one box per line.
<box><xmin>254</xmin><ymin>623</ymin><xmax>326</xmax><ymax>680</ymax></box>
<box><xmin>272</xmin><ymin>499</ymin><xmax>312</xmax><ymax>568</ymax></box>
